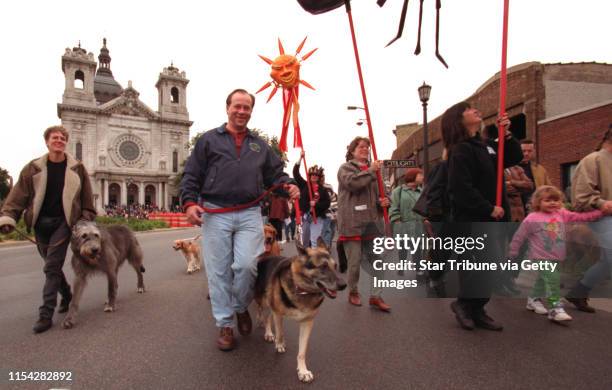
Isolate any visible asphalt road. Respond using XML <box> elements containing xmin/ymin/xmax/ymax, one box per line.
<box><xmin>1</xmin><ymin>228</ymin><xmax>612</xmax><ymax>390</ymax></box>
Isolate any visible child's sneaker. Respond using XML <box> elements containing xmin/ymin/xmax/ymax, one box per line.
<box><xmin>526</xmin><ymin>297</ymin><xmax>548</xmax><ymax>315</ymax></box>
<box><xmin>548</xmin><ymin>305</ymin><xmax>572</xmax><ymax>322</ymax></box>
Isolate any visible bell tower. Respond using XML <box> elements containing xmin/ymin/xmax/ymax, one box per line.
<box><xmin>155</xmin><ymin>62</ymin><xmax>189</xmax><ymax>121</ymax></box>
<box><xmin>61</xmin><ymin>41</ymin><xmax>97</xmax><ymax>106</ymax></box>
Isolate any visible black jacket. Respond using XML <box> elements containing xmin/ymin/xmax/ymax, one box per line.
<box><xmin>293</xmin><ymin>163</ymin><xmax>331</xmax><ymax>217</ymax></box>
<box><xmin>448</xmin><ymin>134</ymin><xmax>523</xmax><ymax>222</ymax></box>
<box><xmin>180</xmin><ymin>124</ymin><xmax>292</xmax><ymax>207</ymax></box>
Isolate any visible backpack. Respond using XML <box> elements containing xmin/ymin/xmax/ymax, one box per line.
<box><xmin>412</xmin><ymin>161</ymin><xmax>451</xmax><ymax>222</ymax></box>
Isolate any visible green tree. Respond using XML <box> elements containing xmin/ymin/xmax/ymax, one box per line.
<box><xmin>0</xmin><ymin>167</ymin><xmax>11</xmax><ymax>202</ymax></box>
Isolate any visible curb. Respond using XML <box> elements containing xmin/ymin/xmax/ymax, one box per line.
<box><xmin>0</xmin><ymin>226</ymin><xmax>200</xmax><ymax>249</ymax></box>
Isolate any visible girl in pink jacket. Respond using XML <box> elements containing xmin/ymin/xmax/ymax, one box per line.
<box><xmin>509</xmin><ymin>186</ymin><xmax>602</xmax><ymax>322</ymax></box>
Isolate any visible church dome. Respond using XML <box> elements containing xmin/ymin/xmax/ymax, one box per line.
<box><xmin>94</xmin><ymin>38</ymin><xmax>123</xmax><ymax>104</ymax></box>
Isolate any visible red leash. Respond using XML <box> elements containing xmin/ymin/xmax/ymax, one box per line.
<box><xmin>200</xmin><ymin>184</ymin><xmax>285</xmax><ymax>214</ymax></box>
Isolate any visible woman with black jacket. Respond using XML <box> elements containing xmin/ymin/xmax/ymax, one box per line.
<box><xmin>441</xmin><ymin>101</ymin><xmax>523</xmax><ymax>331</ymax></box>
<box><xmin>293</xmin><ymin>154</ymin><xmax>331</xmax><ymax>247</ymax></box>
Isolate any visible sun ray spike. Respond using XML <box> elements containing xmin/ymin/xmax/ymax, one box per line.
<box><xmin>258</xmin><ymin>55</ymin><xmax>273</xmax><ymax>65</ymax></box>
<box><xmin>296</xmin><ymin>36</ymin><xmax>308</xmax><ymax>55</ymax></box>
<box><xmin>299</xmin><ymin>80</ymin><xmax>316</xmax><ymax>90</ymax></box>
<box><xmin>266</xmin><ymin>86</ymin><xmax>279</xmax><ymax>103</ymax></box>
<box><xmin>301</xmin><ymin>48</ymin><xmax>318</xmax><ymax>61</ymax></box>
<box><xmin>256</xmin><ymin>81</ymin><xmax>272</xmax><ymax>94</ymax></box>
<box><xmin>278</xmin><ymin>38</ymin><xmax>285</xmax><ymax>55</ymax></box>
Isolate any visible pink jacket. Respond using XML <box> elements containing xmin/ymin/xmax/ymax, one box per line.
<box><xmin>509</xmin><ymin>208</ymin><xmax>602</xmax><ymax>261</ymax></box>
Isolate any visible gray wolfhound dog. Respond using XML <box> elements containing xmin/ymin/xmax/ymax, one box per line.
<box><xmin>62</xmin><ymin>221</ymin><xmax>145</xmax><ymax>329</ymax></box>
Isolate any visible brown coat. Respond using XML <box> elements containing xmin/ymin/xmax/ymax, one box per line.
<box><xmin>336</xmin><ymin>160</ymin><xmax>382</xmax><ymax>236</ymax></box>
<box><xmin>572</xmin><ymin>149</ymin><xmax>612</xmax><ymax>211</ymax></box>
<box><xmin>504</xmin><ymin>165</ymin><xmax>534</xmax><ymax>222</ymax></box>
<box><xmin>0</xmin><ymin>153</ymin><xmax>96</xmax><ymax>230</ymax></box>
<box><xmin>531</xmin><ymin>162</ymin><xmax>552</xmax><ymax>188</ymax></box>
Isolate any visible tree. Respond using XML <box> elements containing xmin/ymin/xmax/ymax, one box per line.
<box><xmin>173</xmin><ymin>128</ymin><xmax>287</xmax><ymax>189</ymax></box>
<box><xmin>0</xmin><ymin>167</ymin><xmax>11</xmax><ymax>203</ymax></box>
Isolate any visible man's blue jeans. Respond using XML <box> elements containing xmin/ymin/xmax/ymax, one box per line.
<box><xmin>201</xmin><ymin>203</ymin><xmax>264</xmax><ymax>328</ymax></box>
<box><xmin>301</xmin><ymin>212</ymin><xmax>326</xmax><ymax>247</ymax></box>
<box><xmin>580</xmin><ymin>216</ymin><xmax>612</xmax><ymax>290</ymax></box>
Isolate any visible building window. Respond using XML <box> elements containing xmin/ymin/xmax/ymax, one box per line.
<box><xmin>562</xmin><ymin>162</ymin><xmax>579</xmax><ymax>202</ymax></box>
<box><xmin>74</xmin><ymin>70</ymin><xmax>85</xmax><ymax>89</ymax></box>
<box><xmin>76</xmin><ymin>142</ymin><xmax>82</xmax><ymax>161</ymax></box>
<box><xmin>484</xmin><ymin>113</ymin><xmax>527</xmax><ymax>140</ymax></box>
<box><xmin>172</xmin><ymin>150</ymin><xmax>178</xmax><ymax>173</ymax></box>
<box><xmin>170</xmin><ymin>87</ymin><xmax>179</xmax><ymax>104</ymax></box>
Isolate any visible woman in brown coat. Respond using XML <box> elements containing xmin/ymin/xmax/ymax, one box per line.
<box><xmin>336</xmin><ymin>136</ymin><xmax>391</xmax><ymax>312</ymax></box>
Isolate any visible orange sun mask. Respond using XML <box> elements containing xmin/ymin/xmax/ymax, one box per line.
<box><xmin>257</xmin><ymin>37</ymin><xmax>316</xmax><ymax>152</ymax></box>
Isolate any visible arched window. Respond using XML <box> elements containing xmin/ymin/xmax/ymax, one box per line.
<box><xmin>74</xmin><ymin>70</ymin><xmax>85</xmax><ymax>89</ymax></box>
<box><xmin>170</xmin><ymin>87</ymin><xmax>179</xmax><ymax>104</ymax></box>
<box><xmin>76</xmin><ymin>142</ymin><xmax>83</xmax><ymax>161</ymax></box>
<box><xmin>172</xmin><ymin>150</ymin><xmax>178</xmax><ymax>173</ymax></box>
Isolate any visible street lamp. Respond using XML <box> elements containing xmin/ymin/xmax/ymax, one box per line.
<box><xmin>418</xmin><ymin>82</ymin><xmax>432</xmax><ymax>178</ymax></box>
<box><xmin>347</xmin><ymin>105</ymin><xmax>364</xmax><ymax>111</ymax></box>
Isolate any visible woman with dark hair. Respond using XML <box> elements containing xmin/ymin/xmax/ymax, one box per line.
<box><xmin>336</xmin><ymin>136</ymin><xmax>391</xmax><ymax>312</ymax></box>
<box><xmin>293</xmin><ymin>151</ymin><xmax>331</xmax><ymax>247</ymax></box>
<box><xmin>441</xmin><ymin>102</ymin><xmax>522</xmax><ymax>331</ymax></box>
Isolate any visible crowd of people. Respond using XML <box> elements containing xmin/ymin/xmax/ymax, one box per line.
<box><xmin>1</xmin><ymin>90</ymin><xmax>610</xmax><ymax>353</ymax></box>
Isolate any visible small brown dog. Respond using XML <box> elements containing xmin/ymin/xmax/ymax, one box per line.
<box><xmin>264</xmin><ymin>224</ymin><xmax>282</xmax><ymax>256</ymax></box>
<box><xmin>172</xmin><ymin>234</ymin><xmax>202</xmax><ymax>274</ymax></box>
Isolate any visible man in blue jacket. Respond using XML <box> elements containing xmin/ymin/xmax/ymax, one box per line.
<box><xmin>181</xmin><ymin>89</ymin><xmax>299</xmax><ymax>351</ymax></box>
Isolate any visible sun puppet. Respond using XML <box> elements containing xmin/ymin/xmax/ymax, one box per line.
<box><xmin>256</xmin><ymin>37</ymin><xmax>317</xmax><ymax>151</ymax></box>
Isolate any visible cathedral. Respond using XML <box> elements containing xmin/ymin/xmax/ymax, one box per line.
<box><xmin>57</xmin><ymin>39</ymin><xmax>192</xmax><ymax>213</ymax></box>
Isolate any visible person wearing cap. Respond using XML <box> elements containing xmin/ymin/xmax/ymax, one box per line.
<box><xmin>390</xmin><ymin>168</ymin><xmax>424</xmax><ymax>274</ymax></box>
<box><xmin>293</xmin><ymin>152</ymin><xmax>331</xmax><ymax>247</ymax></box>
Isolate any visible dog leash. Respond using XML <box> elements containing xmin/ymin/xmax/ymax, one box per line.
<box><xmin>12</xmin><ymin>226</ymin><xmax>70</xmax><ymax>249</ymax></box>
<box><xmin>200</xmin><ymin>183</ymin><xmax>286</xmax><ymax>214</ymax></box>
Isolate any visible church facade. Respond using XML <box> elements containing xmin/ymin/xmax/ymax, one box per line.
<box><xmin>57</xmin><ymin>39</ymin><xmax>192</xmax><ymax>212</ymax></box>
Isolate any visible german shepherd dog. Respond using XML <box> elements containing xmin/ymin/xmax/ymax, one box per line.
<box><xmin>254</xmin><ymin>237</ymin><xmax>346</xmax><ymax>383</ymax></box>
<box><xmin>62</xmin><ymin>221</ymin><xmax>145</xmax><ymax>329</ymax></box>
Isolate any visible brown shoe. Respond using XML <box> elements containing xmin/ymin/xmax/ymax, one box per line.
<box><xmin>369</xmin><ymin>296</ymin><xmax>391</xmax><ymax>312</ymax></box>
<box><xmin>236</xmin><ymin>310</ymin><xmax>252</xmax><ymax>335</ymax></box>
<box><xmin>348</xmin><ymin>292</ymin><xmax>362</xmax><ymax>306</ymax></box>
<box><xmin>565</xmin><ymin>297</ymin><xmax>596</xmax><ymax>313</ymax></box>
<box><xmin>217</xmin><ymin>327</ymin><xmax>235</xmax><ymax>351</ymax></box>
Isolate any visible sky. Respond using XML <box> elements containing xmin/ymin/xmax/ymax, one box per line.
<box><xmin>1</xmin><ymin>0</ymin><xmax>611</xmax><ymax>190</ymax></box>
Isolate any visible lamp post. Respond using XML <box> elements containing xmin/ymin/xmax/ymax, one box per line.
<box><xmin>347</xmin><ymin>105</ymin><xmax>365</xmax><ymax>111</ymax></box>
<box><xmin>418</xmin><ymin>82</ymin><xmax>432</xmax><ymax>178</ymax></box>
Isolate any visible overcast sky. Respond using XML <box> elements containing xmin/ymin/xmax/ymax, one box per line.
<box><xmin>1</xmin><ymin>0</ymin><xmax>610</xmax><ymax>190</ymax></box>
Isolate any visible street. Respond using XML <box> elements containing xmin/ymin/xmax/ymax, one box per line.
<box><xmin>1</xmin><ymin>228</ymin><xmax>612</xmax><ymax>390</ymax></box>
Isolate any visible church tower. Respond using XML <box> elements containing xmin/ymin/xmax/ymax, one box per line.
<box><xmin>155</xmin><ymin>63</ymin><xmax>189</xmax><ymax>121</ymax></box>
<box><xmin>61</xmin><ymin>42</ymin><xmax>97</xmax><ymax>106</ymax></box>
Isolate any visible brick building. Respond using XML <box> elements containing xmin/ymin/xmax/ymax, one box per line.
<box><xmin>391</xmin><ymin>62</ymin><xmax>612</xmax><ymax>188</ymax></box>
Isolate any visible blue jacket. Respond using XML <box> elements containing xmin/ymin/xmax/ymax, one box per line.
<box><xmin>180</xmin><ymin>124</ymin><xmax>292</xmax><ymax>207</ymax></box>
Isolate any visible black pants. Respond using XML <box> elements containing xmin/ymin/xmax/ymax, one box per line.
<box><xmin>35</xmin><ymin>220</ymin><xmax>72</xmax><ymax>319</ymax></box>
<box><xmin>455</xmin><ymin>223</ymin><xmax>504</xmax><ymax>313</ymax></box>
<box><xmin>269</xmin><ymin>219</ymin><xmax>284</xmax><ymax>241</ymax></box>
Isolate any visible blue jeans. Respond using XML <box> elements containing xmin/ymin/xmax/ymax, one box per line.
<box><xmin>301</xmin><ymin>213</ymin><xmax>326</xmax><ymax>247</ymax></box>
<box><xmin>321</xmin><ymin>218</ymin><xmax>335</xmax><ymax>248</ymax></box>
<box><xmin>201</xmin><ymin>203</ymin><xmax>264</xmax><ymax>328</ymax></box>
<box><xmin>580</xmin><ymin>216</ymin><xmax>612</xmax><ymax>289</ymax></box>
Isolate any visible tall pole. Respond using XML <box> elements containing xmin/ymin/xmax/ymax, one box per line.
<box><xmin>344</xmin><ymin>0</ymin><xmax>390</xmax><ymax>227</ymax></box>
<box><xmin>422</xmin><ymin>101</ymin><xmax>429</xmax><ymax>178</ymax></box>
<box><xmin>495</xmin><ymin>0</ymin><xmax>510</xmax><ymax>207</ymax></box>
